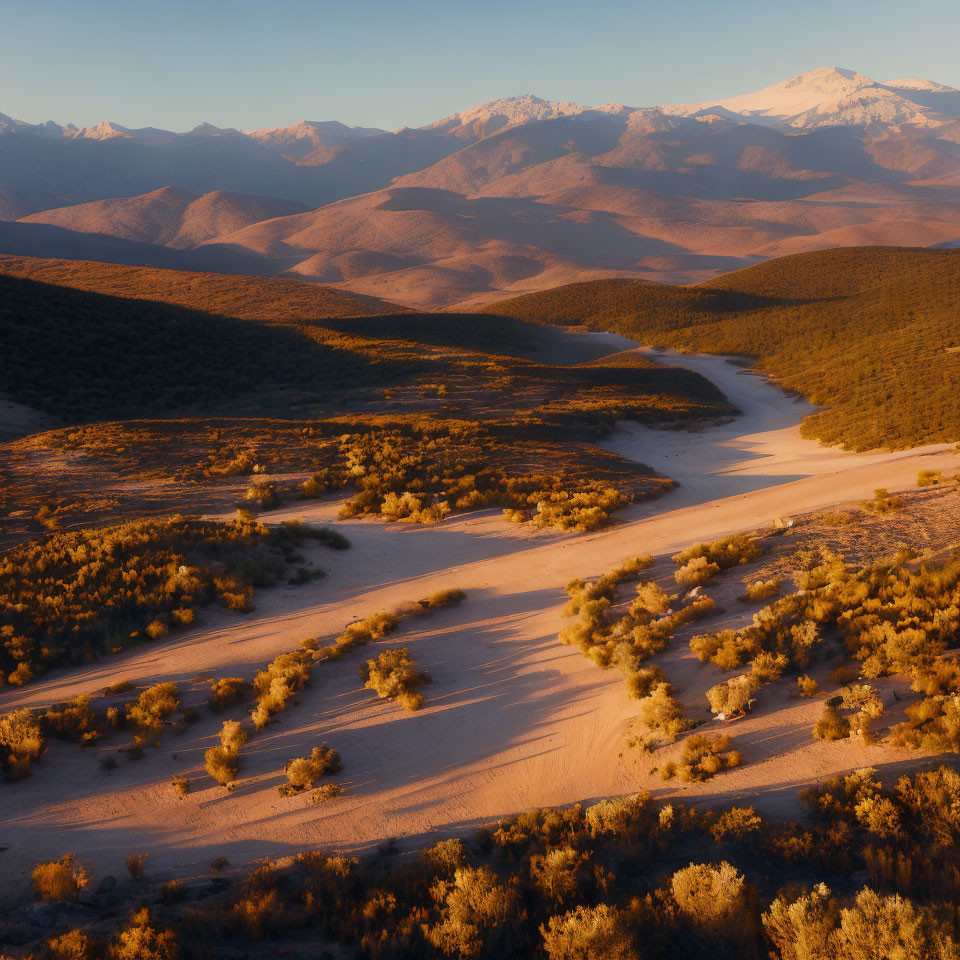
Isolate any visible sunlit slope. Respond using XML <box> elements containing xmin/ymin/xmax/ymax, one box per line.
<box><xmin>0</xmin><ymin>256</ymin><xmax>408</xmax><ymax>321</ymax></box>
<box><xmin>485</xmin><ymin>247</ymin><xmax>960</xmax><ymax>450</ymax></box>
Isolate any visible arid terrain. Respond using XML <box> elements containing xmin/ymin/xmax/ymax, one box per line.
<box><xmin>2</xmin><ymin>328</ymin><xmax>957</xmax><ymax>897</ymax></box>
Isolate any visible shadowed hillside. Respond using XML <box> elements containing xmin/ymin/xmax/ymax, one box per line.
<box><xmin>0</xmin><ymin>273</ymin><xmax>394</xmax><ymax>419</ymax></box>
<box><xmin>485</xmin><ymin>247</ymin><xmax>960</xmax><ymax>451</ymax></box>
<box><xmin>0</xmin><ymin>256</ymin><xmax>408</xmax><ymax>321</ymax></box>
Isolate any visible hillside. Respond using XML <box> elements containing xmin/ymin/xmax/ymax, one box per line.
<box><xmin>19</xmin><ymin>186</ymin><xmax>308</xmax><ymax>249</ymax></box>
<box><xmin>4</xmin><ymin>67</ymin><xmax>960</xmax><ymax>308</ymax></box>
<box><xmin>485</xmin><ymin>246</ymin><xmax>960</xmax><ymax>451</ymax></box>
<box><xmin>0</xmin><ymin>272</ymin><xmax>391</xmax><ymax>419</ymax></box>
<box><xmin>0</xmin><ymin>256</ymin><xmax>408</xmax><ymax>321</ymax></box>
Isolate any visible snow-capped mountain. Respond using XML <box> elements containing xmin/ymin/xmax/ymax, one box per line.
<box><xmin>661</xmin><ymin>66</ymin><xmax>960</xmax><ymax>130</ymax></box>
<box><xmin>426</xmin><ymin>94</ymin><xmax>633</xmax><ymax>139</ymax></box>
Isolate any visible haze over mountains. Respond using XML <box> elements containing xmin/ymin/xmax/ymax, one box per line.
<box><xmin>3</xmin><ymin>66</ymin><xmax>960</xmax><ymax>308</ymax></box>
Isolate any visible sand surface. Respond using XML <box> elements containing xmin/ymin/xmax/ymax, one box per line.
<box><xmin>1</xmin><ymin>337</ymin><xmax>957</xmax><ymax>895</ymax></box>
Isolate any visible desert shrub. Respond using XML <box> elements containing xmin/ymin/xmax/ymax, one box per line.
<box><xmin>624</xmin><ymin>664</ymin><xmax>669</xmax><ymax>700</ymax></box>
<box><xmin>670</xmin><ymin>861</ymin><xmax>749</xmax><ymax>934</ymax></box>
<box><xmin>282</xmin><ymin>743</ymin><xmax>343</xmax><ymax>794</ymax></box>
<box><xmin>251</xmin><ymin>650</ymin><xmax>313</xmax><ymax>729</ymax></box>
<box><xmin>917</xmin><ymin>469</ymin><xmax>943</xmax><ymax>487</ymax></box>
<box><xmin>125</xmin><ymin>852</ymin><xmax>148</xmax><ymax>880</ymax></box>
<box><xmin>103</xmin><ymin>679</ymin><xmax>135</xmax><ymax>696</ymax></box>
<box><xmin>813</xmin><ymin>685</ymin><xmax>883</xmax><ymax>742</ymax></box>
<box><xmin>662</xmin><ymin>735</ymin><xmax>742</xmax><ymax>782</ymax></box>
<box><xmin>208</xmin><ymin>677</ymin><xmax>250</xmax><ymax>712</ymax></box>
<box><xmin>674</xmin><ymin>557</ymin><xmax>721</xmax><ymax>586</ymax></box>
<box><xmin>204</xmin><ymin>720</ymin><xmax>248</xmax><ymax>786</ymax></box>
<box><xmin>690</xmin><ymin>628</ymin><xmax>761</xmax><ymax>669</ymax></box>
<box><xmin>891</xmin><ymin>694</ymin><xmax>960</xmax><ymax>752</ymax></box>
<box><xmin>766</xmin><ymin>885</ymin><xmax>960</xmax><ymax>960</ymax></box>
<box><xmin>32</xmin><ymin>854</ymin><xmax>90</xmax><ymax>901</ymax></box>
<box><xmin>0</xmin><ymin>708</ymin><xmax>44</xmax><ymax>779</ymax></box>
<box><xmin>740</xmin><ymin>578</ymin><xmax>781</xmax><ymax>603</ymax></box>
<box><xmin>359</xmin><ymin>647</ymin><xmax>431</xmax><ymax>710</ymax></box>
<box><xmin>0</xmin><ymin>516</ymin><xmax>332</xmax><ymax>686</ymax></box>
<box><xmin>244</xmin><ymin>481</ymin><xmax>281</xmax><ymax>508</ymax></box>
<box><xmin>43</xmin><ymin>695</ymin><xmax>102</xmax><ymax>743</ymax></box>
<box><xmin>861</xmin><ymin>488</ymin><xmax>903</xmax><ymax>515</ymax></box>
<box><xmin>640</xmin><ymin>683</ymin><xmax>693</xmax><ymax>741</ymax></box>
<box><xmin>312</xmin><ymin>782</ymin><xmax>345</xmax><ymax>804</ymax></box>
<box><xmin>584</xmin><ymin>792</ymin><xmax>655</xmax><ymax>840</ymax></box>
<box><xmin>911</xmin><ymin>659</ymin><xmax>960</xmax><ymax>696</ymax></box>
<box><xmin>812</xmin><ymin>704</ymin><xmax>851</xmax><ymax>741</ymax></box>
<box><xmin>750</xmin><ymin>651</ymin><xmax>788</xmax><ymax>684</ymax></box>
<box><xmin>111</xmin><ymin>907</ymin><xmax>180</xmax><ymax>960</ymax></box>
<box><xmin>44</xmin><ymin>929</ymin><xmax>100</xmax><ymax>960</ymax></box>
<box><xmin>126</xmin><ymin>682</ymin><xmax>180</xmax><ymax>732</ymax></box>
<box><xmin>673</xmin><ymin>535</ymin><xmax>762</xmax><ymax>571</ymax></box>
<box><xmin>706</xmin><ymin>675</ymin><xmax>755</xmax><ymax>718</ymax></box>
<box><xmin>529</xmin><ymin>845</ymin><xmax>589</xmax><ymax>906</ymax></box>
<box><xmin>797</xmin><ymin>675</ymin><xmax>819</xmax><ymax>698</ymax></box>
<box><xmin>709</xmin><ymin>806</ymin><xmax>763</xmax><ymax>843</ymax></box>
<box><xmin>171</xmin><ymin>775</ymin><xmax>190</xmax><ymax>798</ymax></box>
<box><xmin>540</xmin><ymin>903</ymin><xmax>638</xmax><ymax>960</ymax></box>
<box><xmin>424</xmin><ymin>866</ymin><xmax>519</xmax><ymax>958</ymax></box>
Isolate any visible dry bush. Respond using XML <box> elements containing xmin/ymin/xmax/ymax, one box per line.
<box><xmin>44</xmin><ymin>929</ymin><xmax>99</xmax><ymax>960</ymax></box>
<box><xmin>0</xmin><ymin>516</ymin><xmax>321</xmax><ymax>687</ymax></box>
<box><xmin>0</xmin><ymin>708</ymin><xmax>44</xmax><ymax>779</ymax></box>
<box><xmin>424</xmin><ymin>866</ymin><xmax>519</xmax><ymax>958</ymax></box>
<box><xmin>706</xmin><ymin>675</ymin><xmax>755</xmax><ymax>719</ymax></box>
<box><xmin>624</xmin><ymin>664</ymin><xmax>669</xmax><ymax>701</ymax></box>
<box><xmin>673</xmin><ymin>534</ymin><xmax>762</xmax><ymax>571</ymax></box>
<box><xmin>540</xmin><ymin>903</ymin><xmax>638</xmax><ymax>960</ymax></box>
<box><xmin>640</xmin><ymin>684</ymin><xmax>693</xmax><ymax>741</ymax></box>
<box><xmin>281</xmin><ymin>743</ymin><xmax>343</xmax><ymax>794</ymax></box>
<box><xmin>32</xmin><ymin>854</ymin><xmax>89</xmax><ymax>901</ymax></box>
<box><xmin>125</xmin><ymin>852</ymin><xmax>148</xmax><ymax>880</ymax></box>
<box><xmin>797</xmin><ymin>675</ymin><xmax>819</xmax><ymax>698</ymax></box>
<box><xmin>661</xmin><ymin>734</ymin><xmax>742</xmax><ymax>782</ymax></box>
<box><xmin>709</xmin><ymin>806</ymin><xmax>763</xmax><ymax>843</ymax></box>
<box><xmin>204</xmin><ymin>720</ymin><xmax>248</xmax><ymax>786</ymax></box>
<box><xmin>670</xmin><ymin>861</ymin><xmax>748</xmax><ymax>934</ymax></box>
<box><xmin>208</xmin><ymin>677</ymin><xmax>250</xmax><ymax>712</ymax></box>
<box><xmin>111</xmin><ymin>907</ymin><xmax>180</xmax><ymax>960</ymax></box>
<box><xmin>812</xmin><ymin>704</ymin><xmax>851</xmax><ymax>741</ymax></box>
<box><xmin>917</xmin><ymin>469</ymin><xmax>943</xmax><ymax>487</ymax></box>
<box><xmin>312</xmin><ymin>783</ymin><xmax>345</xmax><ymax>804</ymax></box>
<box><xmin>103</xmin><ymin>679</ymin><xmax>135</xmax><ymax>697</ymax></box>
<box><xmin>861</xmin><ymin>487</ymin><xmax>903</xmax><ymax>515</ymax></box>
<box><xmin>126</xmin><ymin>682</ymin><xmax>180</xmax><ymax>732</ymax></box>
<box><xmin>359</xmin><ymin>647</ymin><xmax>431</xmax><ymax>710</ymax></box>
<box><xmin>251</xmin><ymin>650</ymin><xmax>313</xmax><ymax>729</ymax></box>
<box><xmin>43</xmin><ymin>695</ymin><xmax>102</xmax><ymax>743</ymax></box>
<box><xmin>739</xmin><ymin>579</ymin><xmax>781</xmax><ymax>603</ymax></box>
<box><xmin>690</xmin><ymin>628</ymin><xmax>761</xmax><ymax>669</ymax></box>
<box><xmin>171</xmin><ymin>775</ymin><xmax>190</xmax><ymax>798</ymax></box>
<box><xmin>750</xmin><ymin>651</ymin><xmax>788</xmax><ymax>684</ymax></box>
<box><xmin>674</xmin><ymin>556</ymin><xmax>721</xmax><ymax>586</ymax></box>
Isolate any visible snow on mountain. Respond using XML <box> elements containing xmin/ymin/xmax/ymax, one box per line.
<box><xmin>661</xmin><ymin>66</ymin><xmax>960</xmax><ymax>130</ymax></box>
<box><xmin>426</xmin><ymin>94</ymin><xmax>633</xmax><ymax>139</ymax></box>
<box><xmin>883</xmin><ymin>78</ymin><xmax>960</xmax><ymax>92</ymax></box>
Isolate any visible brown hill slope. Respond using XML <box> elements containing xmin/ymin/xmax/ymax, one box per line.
<box><xmin>0</xmin><ymin>256</ymin><xmax>409</xmax><ymax>320</ymax></box>
<box><xmin>484</xmin><ymin>246</ymin><xmax>960</xmax><ymax>451</ymax></box>
<box><xmin>19</xmin><ymin>186</ymin><xmax>308</xmax><ymax>248</ymax></box>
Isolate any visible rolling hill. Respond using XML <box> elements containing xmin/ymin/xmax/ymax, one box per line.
<box><xmin>484</xmin><ymin>246</ymin><xmax>960</xmax><ymax>451</ymax></box>
<box><xmin>18</xmin><ymin>186</ymin><xmax>308</xmax><ymax>248</ymax></box>
<box><xmin>0</xmin><ymin>256</ymin><xmax>407</xmax><ymax>320</ymax></box>
<box><xmin>2</xmin><ymin>67</ymin><xmax>960</xmax><ymax>308</ymax></box>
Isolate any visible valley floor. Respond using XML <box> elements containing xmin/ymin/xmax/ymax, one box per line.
<box><xmin>1</xmin><ymin>335</ymin><xmax>957</xmax><ymax>899</ymax></box>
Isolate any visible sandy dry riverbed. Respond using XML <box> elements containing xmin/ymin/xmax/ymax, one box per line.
<box><xmin>0</xmin><ymin>334</ymin><xmax>956</xmax><ymax>896</ymax></box>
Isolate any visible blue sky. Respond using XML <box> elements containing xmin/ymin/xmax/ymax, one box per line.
<box><xmin>2</xmin><ymin>0</ymin><xmax>958</xmax><ymax>131</ymax></box>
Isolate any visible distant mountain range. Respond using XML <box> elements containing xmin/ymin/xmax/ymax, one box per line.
<box><xmin>3</xmin><ymin>66</ymin><xmax>960</xmax><ymax>308</ymax></box>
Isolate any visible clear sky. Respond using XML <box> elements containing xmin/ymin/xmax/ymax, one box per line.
<box><xmin>2</xmin><ymin>0</ymin><xmax>958</xmax><ymax>131</ymax></box>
